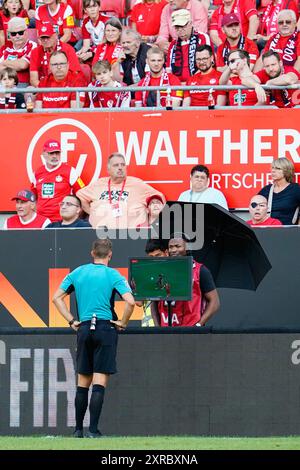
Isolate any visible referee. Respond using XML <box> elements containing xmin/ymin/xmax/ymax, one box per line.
<box><xmin>53</xmin><ymin>237</ymin><xmax>135</xmax><ymax>438</ymax></box>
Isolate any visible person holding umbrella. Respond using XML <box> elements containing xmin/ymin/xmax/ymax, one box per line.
<box><xmin>152</xmin><ymin>234</ymin><xmax>220</xmax><ymax>327</ymax></box>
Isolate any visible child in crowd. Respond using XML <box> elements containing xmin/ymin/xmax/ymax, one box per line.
<box><xmin>0</xmin><ymin>66</ymin><xmax>26</xmax><ymax>109</ymax></box>
<box><xmin>85</xmin><ymin>59</ymin><xmax>130</xmax><ymax>108</ymax></box>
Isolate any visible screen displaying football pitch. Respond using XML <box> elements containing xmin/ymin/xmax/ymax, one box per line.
<box><xmin>129</xmin><ymin>256</ymin><xmax>192</xmax><ymax>301</ymax></box>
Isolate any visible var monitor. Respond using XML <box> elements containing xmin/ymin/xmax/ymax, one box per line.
<box><xmin>128</xmin><ymin>256</ymin><xmax>193</xmax><ymax>301</ymax></box>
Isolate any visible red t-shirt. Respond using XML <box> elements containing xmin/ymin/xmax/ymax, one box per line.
<box><xmin>35</xmin><ymin>4</ymin><xmax>75</xmax><ymax>40</ymax></box>
<box><xmin>37</xmin><ymin>70</ymin><xmax>87</xmax><ymax>108</ymax></box>
<box><xmin>210</xmin><ymin>0</ymin><xmax>258</xmax><ymax>42</ymax></box>
<box><xmin>247</xmin><ymin>217</ymin><xmax>282</xmax><ymax>226</ymax></box>
<box><xmin>30</xmin><ymin>41</ymin><xmax>81</xmax><ymax>79</ymax></box>
<box><xmin>82</xmin><ymin>14</ymin><xmax>109</xmax><ymax>46</ymax></box>
<box><xmin>216</xmin><ymin>37</ymin><xmax>259</xmax><ymax>68</ymax></box>
<box><xmin>0</xmin><ymin>40</ymin><xmax>36</xmax><ymax>83</ymax></box>
<box><xmin>130</xmin><ymin>0</ymin><xmax>167</xmax><ymax>36</ymax></box>
<box><xmin>31</xmin><ymin>162</ymin><xmax>85</xmax><ymax>222</ymax></box>
<box><xmin>135</xmin><ymin>73</ymin><xmax>183</xmax><ymax>106</ymax></box>
<box><xmin>4</xmin><ymin>213</ymin><xmax>51</xmax><ymax>229</ymax></box>
<box><xmin>184</xmin><ymin>69</ymin><xmax>225</xmax><ymax>106</ymax></box>
<box><xmin>92</xmin><ymin>42</ymin><xmax>123</xmax><ymax>65</ymax></box>
<box><xmin>229</xmin><ymin>75</ymin><xmax>258</xmax><ymax>106</ymax></box>
<box><xmin>255</xmin><ymin>66</ymin><xmax>300</xmax><ymax>108</ymax></box>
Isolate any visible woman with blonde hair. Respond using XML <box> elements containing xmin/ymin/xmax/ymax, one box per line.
<box><xmin>258</xmin><ymin>157</ymin><xmax>300</xmax><ymax>224</ymax></box>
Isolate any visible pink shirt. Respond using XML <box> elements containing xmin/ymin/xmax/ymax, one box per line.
<box><xmin>77</xmin><ymin>176</ymin><xmax>165</xmax><ymax>229</ymax></box>
<box><xmin>157</xmin><ymin>0</ymin><xmax>208</xmax><ymax>43</ymax></box>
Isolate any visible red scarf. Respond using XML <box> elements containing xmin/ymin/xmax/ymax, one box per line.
<box><xmin>269</xmin><ymin>30</ymin><xmax>298</xmax><ymax>65</ymax></box>
<box><xmin>0</xmin><ymin>93</ymin><xmax>16</xmax><ymax>108</ymax></box>
<box><xmin>140</xmin><ymin>70</ymin><xmax>170</xmax><ymax>106</ymax></box>
<box><xmin>261</xmin><ymin>0</ymin><xmax>290</xmax><ymax>36</ymax></box>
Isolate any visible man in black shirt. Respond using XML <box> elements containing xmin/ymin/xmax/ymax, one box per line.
<box><xmin>46</xmin><ymin>195</ymin><xmax>91</xmax><ymax>228</ymax></box>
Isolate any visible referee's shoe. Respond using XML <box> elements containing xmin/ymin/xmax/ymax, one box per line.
<box><xmin>86</xmin><ymin>430</ymin><xmax>102</xmax><ymax>438</ymax></box>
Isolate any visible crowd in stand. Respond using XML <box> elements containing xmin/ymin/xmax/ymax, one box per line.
<box><xmin>0</xmin><ymin>0</ymin><xmax>299</xmax><ymax>109</ymax></box>
<box><xmin>3</xmin><ymin>1</ymin><xmax>300</xmax><ymax>231</ymax></box>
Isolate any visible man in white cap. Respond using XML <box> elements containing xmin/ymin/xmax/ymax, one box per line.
<box><xmin>30</xmin><ymin>138</ymin><xmax>85</xmax><ymax>222</ymax></box>
<box><xmin>3</xmin><ymin>189</ymin><xmax>51</xmax><ymax>229</ymax></box>
<box><xmin>166</xmin><ymin>9</ymin><xmax>210</xmax><ymax>84</ymax></box>
<box><xmin>0</xmin><ymin>17</ymin><xmax>37</xmax><ymax>87</ymax></box>
<box><xmin>157</xmin><ymin>0</ymin><xmax>208</xmax><ymax>53</ymax></box>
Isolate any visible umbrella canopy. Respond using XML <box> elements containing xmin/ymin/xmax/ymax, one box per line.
<box><xmin>156</xmin><ymin>201</ymin><xmax>272</xmax><ymax>291</ymax></box>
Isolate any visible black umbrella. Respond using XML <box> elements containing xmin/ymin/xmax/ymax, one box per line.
<box><xmin>156</xmin><ymin>201</ymin><xmax>272</xmax><ymax>291</ymax></box>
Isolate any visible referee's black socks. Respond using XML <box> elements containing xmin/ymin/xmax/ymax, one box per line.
<box><xmin>75</xmin><ymin>386</ymin><xmax>89</xmax><ymax>431</ymax></box>
<box><xmin>89</xmin><ymin>384</ymin><xmax>105</xmax><ymax>433</ymax></box>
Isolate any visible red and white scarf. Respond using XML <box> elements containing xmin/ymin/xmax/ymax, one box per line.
<box><xmin>140</xmin><ymin>70</ymin><xmax>170</xmax><ymax>106</ymax></box>
<box><xmin>261</xmin><ymin>0</ymin><xmax>290</xmax><ymax>36</ymax></box>
<box><xmin>0</xmin><ymin>93</ymin><xmax>16</xmax><ymax>109</ymax></box>
<box><xmin>97</xmin><ymin>42</ymin><xmax>122</xmax><ymax>62</ymax></box>
<box><xmin>269</xmin><ymin>30</ymin><xmax>298</xmax><ymax>65</ymax></box>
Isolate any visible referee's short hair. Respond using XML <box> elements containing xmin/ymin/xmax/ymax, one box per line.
<box><xmin>92</xmin><ymin>238</ymin><xmax>112</xmax><ymax>258</ymax></box>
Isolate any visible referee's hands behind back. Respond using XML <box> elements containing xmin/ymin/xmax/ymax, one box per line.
<box><xmin>110</xmin><ymin>320</ymin><xmax>127</xmax><ymax>331</ymax></box>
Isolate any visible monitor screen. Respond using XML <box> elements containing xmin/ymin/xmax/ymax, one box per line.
<box><xmin>128</xmin><ymin>256</ymin><xmax>193</xmax><ymax>301</ymax></box>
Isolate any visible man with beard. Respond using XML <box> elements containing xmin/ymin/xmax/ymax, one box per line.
<box><xmin>135</xmin><ymin>46</ymin><xmax>183</xmax><ymax>107</ymax></box>
<box><xmin>241</xmin><ymin>50</ymin><xmax>300</xmax><ymax>107</ymax></box>
<box><xmin>183</xmin><ymin>44</ymin><xmax>226</xmax><ymax>107</ymax></box>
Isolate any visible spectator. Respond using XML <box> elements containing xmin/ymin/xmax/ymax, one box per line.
<box><xmin>35</xmin><ymin>50</ymin><xmax>87</xmax><ymax>109</ymax></box>
<box><xmin>85</xmin><ymin>59</ymin><xmax>130</xmax><ymax>108</ymax></box>
<box><xmin>183</xmin><ymin>44</ymin><xmax>227</xmax><ymax>106</ymax></box>
<box><xmin>216</xmin><ymin>13</ymin><xmax>259</xmax><ymax>71</ymax></box>
<box><xmin>76</xmin><ymin>0</ymin><xmax>109</xmax><ymax>63</ymax></box>
<box><xmin>92</xmin><ymin>17</ymin><xmax>123</xmax><ymax>79</ymax></box>
<box><xmin>0</xmin><ymin>66</ymin><xmax>26</xmax><ymax>109</ymax></box>
<box><xmin>255</xmin><ymin>0</ymin><xmax>299</xmax><ymax>49</ymax></box>
<box><xmin>137</xmin><ymin>194</ymin><xmax>165</xmax><ymax>227</ymax></box>
<box><xmin>0</xmin><ymin>0</ymin><xmax>28</xmax><ymax>45</ymax></box>
<box><xmin>177</xmin><ymin>164</ymin><xmax>229</xmax><ymax>209</ymax></box>
<box><xmin>166</xmin><ymin>9</ymin><xmax>211</xmax><ymax>84</ymax></box>
<box><xmin>135</xmin><ymin>46</ymin><xmax>183</xmax><ymax>107</ymax></box>
<box><xmin>131</xmin><ymin>0</ymin><xmax>168</xmax><ymax>44</ymax></box>
<box><xmin>77</xmin><ymin>152</ymin><xmax>165</xmax><ymax>228</ymax></box>
<box><xmin>152</xmin><ymin>234</ymin><xmax>220</xmax><ymax>326</ymax></box>
<box><xmin>30</xmin><ymin>138</ymin><xmax>85</xmax><ymax>222</ymax></box>
<box><xmin>156</xmin><ymin>0</ymin><xmax>208</xmax><ymax>53</ymax></box>
<box><xmin>255</xmin><ymin>9</ymin><xmax>300</xmax><ymax>72</ymax></box>
<box><xmin>0</xmin><ymin>17</ymin><xmax>36</xmax><ymax>87</ymax></box>
<box><xmin>258</xmin><ymin>157</ymin><xmax>300</xmax><ymax>225</ymax></box>
<box><xmin>116</xmin><ymin>28</ymin><xmax>150</xmax><ymax>86</ymax></box>
<box><xmin>30</xmin><ymin>23</ymin><xmax>81</xmax><ymax>87</ymax></box>
<box><xmin>219</xmin><ymin>49</ymin><xmax>266</xmax><ymax>106</ymax></box>
<box><xmin>247</xmin><ymin>194</ymin><xmax>282</xmax><ymax>226</ymax></box>
<box><xmin>46</xmin><ymin>195</ymin><xmax>92</xmax><ymax>228</ymax></box>
<box><xmin>3</xmin><ymin>189</ymin><xmax>51</xmax><ymax>229</ymax></box>
<box><xmin>35</xmin><ymin>0</ymin><xmax>75</xmax><ymax>44</ymax></box>
<box><xmin>240</xmin><ymin>50</ymin><xmax>300</xmax><ymax>107</ymax></box>
<box><xmin>138</xmin><ymin>238</ymin><xmax>169</xmax><ymax>327</ymax></box>
<box><xmin>209</xmin><ymin>0</ymin><xmax>259</xmax><ymax>48</ymax></box>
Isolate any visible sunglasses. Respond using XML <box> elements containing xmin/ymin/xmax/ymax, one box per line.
<box><xmin>10</xmin><ymin>30</ymin><xmax>26</xmax><ymax>37</ymax></box>
<box><xmin>278</xmin><ymin>20</ymin><xmax>292</xmax><ymax>25</ymax></box>
<box><xmin>250</xmin><ymin>202</ymin><xmax>267</xmax><ymax>209</ymax></box>
<box><xmin>228</xmin><ymin>58</ymin><xmax>240</xmax><ymax>64</ymax></box>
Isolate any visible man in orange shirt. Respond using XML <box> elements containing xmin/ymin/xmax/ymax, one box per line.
<box><xmin>77</xmin><ymin>152</ymin><xmax>165</xmax><ymax>228</ymax></box>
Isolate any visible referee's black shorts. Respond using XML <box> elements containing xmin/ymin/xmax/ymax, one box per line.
<box><xmin>76</xmin><ymin>320</ymin><xmax>118</xmax><ymax>375</ymax></box>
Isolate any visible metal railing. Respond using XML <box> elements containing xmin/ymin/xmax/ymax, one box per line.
<box><xmin>1</xmin><ymin>83</ymin><xmax>300</xmax><ymax>113</ymax></box>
